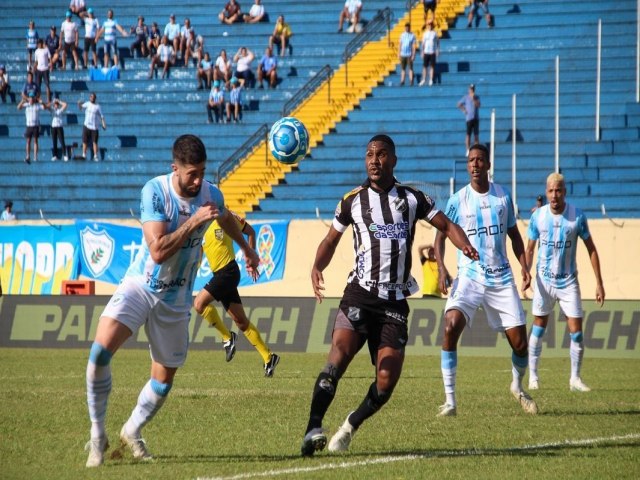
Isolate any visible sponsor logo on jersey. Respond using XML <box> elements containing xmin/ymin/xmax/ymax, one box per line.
<box><xmin>368</xmin><ymin>221</ymin><xmax>409</xmax><ymax>239</ymax></box>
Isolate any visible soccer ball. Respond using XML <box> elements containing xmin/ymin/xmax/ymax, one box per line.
<box><xmin>268</xmin><ymin>117</ymin><xmax>309</xmax><ymax>165</ymax></box>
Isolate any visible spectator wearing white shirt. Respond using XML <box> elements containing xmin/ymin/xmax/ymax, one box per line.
<box><xmin>83</xmin><ymin>8</ymin><xmax>100</xmax><ymax>68</ymax></box>
<box><xmin>178</xmin><ymin>18</ymin><xmax>193</xmax><ymax>65</ymax></box>
<box><xmin>96</xmin><ymin>9</ymin><xmax>128</xmax><ymax>68</ymax></box>
<box><xmin>419</xmin><ymin>20</ymin><xmax>439</xmax><ymax>87</ymax></box>
<box><xmin>60</xmin><ymin>11</ymin><xmax>80</xmax><ymax>70</ymax></box>
<box><xmin>69</xmin><ymin>0</ymin><xmax>88</xmax><ymax>19</ymax></box>
<box><xmin>34</xmin><ymin>39</ymin><xmax>52</xmax><ymax>102</ymax></box>
<box><xmin>17</xmin><ymin>91</ymin><xmax>46</xmax><ymax>164</ymax></box>
<box><xmin>149</xmin><ymin>35</ymin><xmax>175</xmax><ymax>79</ymax></box>
<box><xmin>338</xmin><ymin>0</ymin><xmax>363</xmax><ymax>33</ymax></box>
<box><xmin>243</xmin><ymin>0</ymin><xmax>266</xmax><ymax>23</ymax></box>
<box><xmin>233</xmin><ymin>47</ymin><xmax>255</xmax><ymax>88</ymax></box>
<box><xmin>213</xmin><ymin>49</ymin><xmax>232</xmax><ymax>85</ymax></box>
<box><xmin>164</xmin><ymin>14</ymin><xmax>181</xmax><ymax>57</ymax></box>
<box><xmin>78</xmin><ymin>92</ymin><xmax>106</xmax><ymax>161</ymax></box>
<box><xmin>1</xmin><ymin>201</ymin><xmax>16</xmax><ymax>222</ymax></box>
<box><xmin>49</xmin><ymin>97</ymin><xmax>69</xmax><ymax>162</ymax></box>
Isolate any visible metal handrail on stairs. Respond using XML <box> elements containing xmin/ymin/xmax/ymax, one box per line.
<box><xmin>216</xmin><ymin>123</ymin><xmax>269</xmax><ymax>184</ymax></box>
<box><xmin>282</xmin><ymin>64</ymin><xmax>333</xmax><ymax>117</ymax></box>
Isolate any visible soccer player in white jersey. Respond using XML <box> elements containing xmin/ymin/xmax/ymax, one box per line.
<box><xmin>526</xmin><ymin>173</ymin><xmax>605</xmax><ymax>392</ymax></box>
<box><xmin>301</xmin><ymin>134</ymin><xmax>478</xmax><ymax>456</ymax></box>
<box><xmin>84</xmin><ymin>135</ymin><xmax>260</xmax><ymax>468</ymax></box>
<box><xmin>435</xmin><ymin>144</ymin><xmax>538</xmax><ymax>417</ymax></box>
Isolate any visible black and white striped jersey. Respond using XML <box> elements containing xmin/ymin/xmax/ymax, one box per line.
<box><xmin>333</xmin><ymin>178</ymin><xmax>439</xmax><ymax>300</ymax></box>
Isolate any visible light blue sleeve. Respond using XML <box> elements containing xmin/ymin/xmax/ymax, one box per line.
<box><xmin>505</xmin><ymin>191</ymin><xmax>517</xmax><ymax>228</ymax></box>
<box><xmin>140</xmin><ymin>180</ymin><xmax>167</xmax><ymax>223</ymax></box>
<box><xmin>577</xmin><ymin>210</ymin><xmax>591</xmax><ymax>240</ymax></box>
<box><xmin>444</xmin><ymin>193</ymin><xmax>459</xmax><ymax>224</ymax></box>
<box><xmin>207</xmin><ymin>182</ymin><xmax>225</xmax><ymax>215</ymax></box>
<box><xmin>527</xmin><ymin>209</ymin><xmax>540</xmax><ymax>240</ymax></box>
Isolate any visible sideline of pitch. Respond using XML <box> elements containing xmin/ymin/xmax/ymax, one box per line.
<box><xmin>196</xmin><ymin>433</ymin><xmax>640</xmax><ymax>480</ymax></box>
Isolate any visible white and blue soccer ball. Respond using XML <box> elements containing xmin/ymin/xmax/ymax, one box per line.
<box><xmin>268</xmin><ymin>116</ymin><xmax>309</xmax><ymax>165</ymax></box>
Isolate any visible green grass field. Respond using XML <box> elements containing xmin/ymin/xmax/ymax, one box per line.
<box><xmin>1</xmin><ymin>348</ymin><xmax>639</xmax><ymax>479</ymax></box>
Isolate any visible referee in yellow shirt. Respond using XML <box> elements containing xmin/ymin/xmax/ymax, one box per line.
<box><xmin>194</xmin><ymin>211</ymin><xmax>280</xmax><ymax>376</ymax></box>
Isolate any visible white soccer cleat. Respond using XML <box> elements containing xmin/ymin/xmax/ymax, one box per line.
<box><xmin>328</xmin><ymin>415</ymin><xmax>356</xmax><ymax>452</ymax></box>
<box><xmin>85</xmin><ymin>437</ymin><xmax>109</xmax><ymax>467</ymax></box>
<box><xmin>119</xmin><ymin>425</ymin><xmax>153</xmax><ymax>460</ymax></box>
<box><xmin>511</xmin><ymin>388</ymin><xmax>539</xmax><ymax>414</ymax></box>
<box><xmin>436</xmin><ymin>403</ymin><xmax>457</xmax><ymax>417</ymax></box>
<box><xmin>570</xmin><ymin>378</ymin><xmax>592</xmax><ymax>392</ymax></box>
<box><xmin>528</xmin><ymin>378</ymin><xmax>540</xmax><ymax>390</ymax></box>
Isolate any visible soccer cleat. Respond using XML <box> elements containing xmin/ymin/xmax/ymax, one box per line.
<box><xmin>223</xmin><ymin>331</ymin><xmax>237</xmax><ymax>362</ymax></box>
<box><xmin>511</xmin><ymin>388</ymin><xmax>539</xmax><ymax>414</ymax></box>
<box><xmin>300</xmin><ymin>428</ymin><xmax>327</xmax><ymax>456</ymax></box>
<box><xmin>85</xmin><ymin>437</ymin><xmax>109</xmax><ymax>467</ymax></box>
<box><xmin>328</xmin><ymin>415</ymin><xmax>356</xmax><ymax>452</ymax></box>
<box><xmin>264</xmin><ymin>353</ymin><xmax>280</xmax><ymax>377</ymax></box>
<box><xmin>118</xmin><ymin>425</ymin><xmax>153</xmax><ymax>461</ymax></box>
<box><xmin>529</xmin><ymin>378</ymin><xmax>540</xmax><ymax>390</ymax></box>
<box><xmin>570</xmin><ymin>378</ymin><xmax>592</xmax><ymax>392</ymax></box>
<box><xmin>437</xmin><ymin>403</ymin><xmax>457</xmax><ymax>417</ymax></box>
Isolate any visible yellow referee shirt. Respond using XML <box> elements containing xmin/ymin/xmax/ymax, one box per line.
<box><xmin>202</xmin><ymin>211</ymin><xmax>246</xmax><ymax>273</ymax></box>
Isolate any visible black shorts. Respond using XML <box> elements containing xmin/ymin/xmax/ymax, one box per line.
<box><xmin>466</xmin><ymin>117</ymin><xmax>479</xmax><ymax>136</ymax></box>
<box><xmin>422</xmin><ymin>53</ymin><xmax>436</xmax><ymax>68</ymax></box>
<box><xmin>335</xmin><ymin>283</ymin><xmax>409</xmax><ymax>365</ymax></box>
<box><xmin>82</xmin><ymin>126</ymin><xmax>99</xmax><ymax>144</ymax></box>
<box><xmin>63</xmin><ymin>41</ymin><xmax>76</xmax><ymax>53</ymax></box>
<box><xmin>25</xmin><ymin>126</ymin><xmax>40</xmax><ymax>139</ymax></box>
<box><xmin>400</xmin><ymin>56</ymin><xmax>413</xmax><ymax>69</ymax></box>
<box><xmin>424</xmin><ymin>1</ymin><xmax>437</xmax><ymax>13</ymax></box>
<box><xmin>34</xmin><ymin>69</ymin><xmax>50</xmax><ymax>87</ymax></box>
<box><xmin>84</xmin><ymin>37</ymin><xmax>96</xmax><ymax>53</ymax></box>
<box><xmin>202</xmin><ymin>261</ymin><xmax>241</xmax><ymax>310</ymax></box>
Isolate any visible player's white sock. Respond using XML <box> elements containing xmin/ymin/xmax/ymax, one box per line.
<box><xmin>86</xmin><ymin>342</ymin><xmax>112</xmax><ymax>440</ymax></box>
<box><xmin>441</xmin><ymin>350</ymin><xmax>457</xmax><ymax>407</ymax></box>
<box><xmin>511</xmin><ymin>352</ymin><xmax>528</xmax><ymax>392</ymax></box>
<box><xmin>569</xmin><ymin>331</ymin><xmax>584</xmax><ymax>380</ymax></box>
<box><xmin>124</xmin><ymin>379</ymin><xmax>172</xmax><ymax>438</ymax></box>
<box><xmin>528</xmin><ymin>325</ymin><xmax>546</xmax><ymax>379</ymax></box>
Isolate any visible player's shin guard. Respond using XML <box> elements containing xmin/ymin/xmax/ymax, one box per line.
<box><xmin>86</xmin><ymin>342</ymin><xmax>113</xmax><ymax>440</ymax></box>
<box><xmin>528</xmin><ymin>325</ymin><xmax>545</xmax><ymax>379</ymax></box>
<box><xmin>306</xmin><ymin>364</ymin><xmax>341</xmax><ymax>433</ymax></box>
<box><xmin>569</xmin><ymin>331</ymin><xmax>584</xmax><ymax>380</ymax></box>
<box><xmin>124</xmin><ymin>379</ymin><xmax>172</xmax><ymax>438</ymax></box>
<box><xmin>441</xmin><ymin>350</ymin><xmax>458</xmax><ymax>407</ymax></box>
<box><xmin>348</xmin><ymin>382</ymin><xmax>392</xmax><ymax>429</ymax></box>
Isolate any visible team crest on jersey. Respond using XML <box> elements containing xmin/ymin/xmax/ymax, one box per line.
<box><xmin>214</xmin><ymin>228</ymin><xmax>224</xmax><ymax>240</ymax></box>
<box><xmin>80</xmin><ymin>225</ymin><xmax>115</xmax><ymax>278</ymax></box>
<box><xmin>497</xmin><ymin>206</ymin><xmax>504</xmax><ymax>218</ymax></box>
<box><xmin>392</xmin><ymin>197</ymin><xmax>407</xmax><ymax>212</ymax></box>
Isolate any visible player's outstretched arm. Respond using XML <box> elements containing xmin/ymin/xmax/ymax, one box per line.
<box><xmin>584</xmin><ymin>236</ymin><xmax>605</xmax><ymax>306</ymax></box>
<box><xmin>311</xmin><ymin>226</ymin><xmax>342</xmax><ymax>303</ymax></box>
<box><xmin>431</xmin><ymin>211</ymin><xmax>478</xmax><ymax>260</ymax></box>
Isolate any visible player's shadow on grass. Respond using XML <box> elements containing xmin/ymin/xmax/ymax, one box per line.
<box><xmin>540</xmin><ymin>408</ymin><xmax>640</xmax><ymax>417</ymax></box>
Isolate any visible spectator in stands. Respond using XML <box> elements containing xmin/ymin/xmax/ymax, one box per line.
<box><xmin>419</xmin><ymin>244</ymin><xmax>448</xmax><ymax>297</ymax></box>
<box><xmin>147</xmin><ymin>22</ymin><xmax>161</xmax><ymax>57</ymax></box>
<box><xmin>243</xmin><ymin>0</ymin><xmax>266</xmax><ymax>23</ymax></box>
<box><xmin>338</xmin><ymin>0</ymin><xmax>363</xmax><ymax>33</ymax></box>
<box><xmin>78</xmin><ymin>92</ymin><xmax>106</xmax><ymax>161</ymax></box>
<box><xmin>419</xmin><ymin>19</ymin><xmax>438</xmax><ymax>87</ymax></box>
<box><xmin>21</xmin><ymin>71</ymin><xmax>39</xmax><ymax>101</ymax></box>
<box><xmin>422</xmin><ymin>0</ymin><xmax>437</xmax><ymax>23</ymax></box>
<box><xmin>60</xmin><ymin>11</ymin><xmax>81</xmax><ymax>70</ymax></box>
<box><xmin>531</xmin><ymin>195</ymin><xmax>544</xmax><ymax>213</ymax></box>
<box><xmin>1</xmin><ymin>201</ymin><xmax>16</xmax><ymax>221</ymax></box>
<box><xmin>226</xmin><ymin>77</ymin><xmax>243</xmax><ymax>123</ymax></box>
<box><xmin>467</xmin><ymin>0</ymin><xmax>492</xmax><ymax>28</ymax></box>
<box><xmin>269</xmin><ymin>15</ymin><xmax>292</xmax><ymax>57</ymax></box>
<box><xmin>257</xmin><ymin>46</ymin><xmax>277</xmax><ymax>89</ymax></box>
<box><xmin>17</xmin><ymin>91</ymin><xmax>46</xmax><ymax>164</ymax></box>
<box><xmin>184</xmin><ymin>29</ymin><xmax>205</xmax><ymax>68</ymax></box>
<box><xmin>33</xmin><ymin>39</ymin><xmax>52</xmax><ymax>103</ymax></box>
<box><xmin>213</xmin><ymin>49</ymin><xmax>232</xmax><ymax>85</ymax></box>
<box><xmin>149</xmin><ymin>35</ymin><xmax>175</xmax><ymax>79</ymax></box>
<box><xmin>457</xmin><ymin>83</ymin><xmax>481</xmax><ymax>155</ymax></box>
<box><xmin>26</xmin><ymin>20</ymin><xmax>39</xmax><ymax>71</ymax></box>
<box><xmin>96</xmin><ymin>9</ymin><xmax>128</xmax><ymax>68</ymax></box>
<box><xmin>398</xmin><ymin>23</ymin><xmax>416</xmax><ymax>86</ymax></box>
<box><xmin>207</xmin><ymin>80</ymin><xmax>226</xmax><ymax>124</ymax></box>
<box><xmin>0</xmin><ymin>64</ymin><xmax>10</xmax><ymax>103</ymax></box>
<box><xmin>130</xmin><ymin>16</ymin><xmax>149</xmax><ymax>58</ymax></box>
<box><xmin>69</xmin><ymin>0</ymin><xmax>88</xmax><ymax>19</ymax></box>
<box><xmin>164</xmin><ymin>14</ymin><xmax>181</xmax><ymax>56</ymax></box>
<box><xmin>219</xmin><ymin>0</ymin><xmax>242</xmax><ymax>25</ymax></box>
<box><xmin>233</xmin><ymin>46</ymin><xmax>255</xmax><ymax>88</ymax></box>
<box><xmin>197</xmin><ymin>52</ymin><xmax>213</xmax><ymax>90</ymax></box>
<box><xmin>48</xmin><ymin>96</ymin><xmax>69</xmax><ymax>162</ymax></box>
<box><xmin>45</xmin><ymin>26</ymin><xmax>61</xmax><ymax>70</ymax></box>
<box><xmin>83</xmin><ymin>8</ymin><xmax>100</xmax><ymax>68</ymax></box>
<box><xmin>178</xmin><ymin>18</ymin><xmax>193</xmax><ymax>65</ymax></box>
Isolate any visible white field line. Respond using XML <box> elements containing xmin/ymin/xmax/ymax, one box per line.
<box><xmin>196</xmin><ymin>433</ymin><xmax>640</xmax><ymax>480</ymax></box>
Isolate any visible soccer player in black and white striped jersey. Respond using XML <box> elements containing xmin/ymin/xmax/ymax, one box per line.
<box><xmin>300</xmin><ymin>134</ymin><xmax>478</xmax><ymax>456</ymax></box>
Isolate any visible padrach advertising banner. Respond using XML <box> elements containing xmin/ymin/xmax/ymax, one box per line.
<box><xmin>0</xmin><ymin>296</ymin><xmax>637</xmax><ymax>358</ymax></box>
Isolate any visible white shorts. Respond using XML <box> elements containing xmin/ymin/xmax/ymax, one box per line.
<box><xmin>102</xmin><ymin>277</ymin><xmax>190</xmax><ymax>368</ymax></box>
<box><xmin>532</xmin><ymin>275</ymin><xmax>583</xmax><ymax>318</ymax></box>
<box><xmin>445</xmin><ymin>276</ymin><xmax>525</xmax><ymax>332</ymax></box>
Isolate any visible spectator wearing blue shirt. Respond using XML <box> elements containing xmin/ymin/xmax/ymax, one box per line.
<box><xmin>21</xmin><ymin>71</ymin><xmax>40</xmax><ymax>101</ymax></box>
<box><xmin>257</xmin><ymin>47</ymin><xmax>277</xmax><ymax>89</ymax></box>
<box><xmin>398</xmin><ymin>23</ymin><xmax>416</xmax><ymax>86</ymax></box>
<box><xmin>96</xmin><ymin>9</ymin><xmax>128</xmax><ymax>68</ymax></box>
<box><xmin>207</xmin><ymin>80</ymin><xmax>226</xmax><ymax>123</ymax></box>
<box><xmin>197</xmin><ymin>52</ymin><xmax>213</xmax><ymax>90</ymax></box>
<box><xmin>26</xmin><ymin>20</ymin><xmax>40</xmax><ymax>71</ymax></box>
<box><xmin>457</xmin><ymin>84</ymin><xmax>481</xmax><ymax>155</ymax></box>
<box><xmin>226</xmin><ymin>77</ymin><xmax>243</xmax><ymax>123</ymax></box>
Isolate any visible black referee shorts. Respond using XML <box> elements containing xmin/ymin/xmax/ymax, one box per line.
<box><xmin>202</xmin><ymin>261</ymin><xmax>242</xmax><ymax>310</ymax></box>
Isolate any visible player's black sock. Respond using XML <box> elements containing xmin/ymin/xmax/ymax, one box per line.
<box><xmin>348</xmin><ymin>382</ymin><xmax>391</xmax><ymax>429</ymax></box>
<box><xmin>305</xmin><ymin>369</ymin><xmax>339</xmax><ymax>433</ymax></box>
